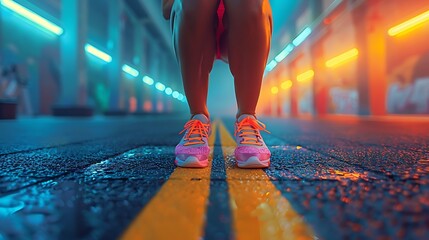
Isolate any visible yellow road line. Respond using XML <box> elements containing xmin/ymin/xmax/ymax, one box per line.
<box><xmin>121</xmin><ymin>121</ymin><xmax>218</xmax><ymax>240</ymax></box>
<box><xmin>218</xmin><ymin>120</ymin><xmax>314</xmax><ymax>240</ymax></box>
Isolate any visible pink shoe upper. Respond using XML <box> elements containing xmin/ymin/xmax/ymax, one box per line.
<box><xmin>175</xmin><ymin>145</ymin><xmax>210</xmax><ymax>155</ymax></box>
<box><xmin>234</xmin><ymin>114</ymin><xmax>271</xmax><ymax>161</ymax></box>
<box><xmin>175</xmin><ymin>114</ymin><xmax>211</xmax><ymax>161</ymax></box>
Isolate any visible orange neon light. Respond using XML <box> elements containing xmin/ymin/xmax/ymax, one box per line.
<box><xmin>325</xmin><ymin>48</ymin><xmax>359</xmax><ymax>68</ymax></box>
<box><xmin>297</xmin><ymin>70</ymin><xmax>314</xmax><ymax>82</ymax></box>
<box><xmin>281</xmin><ymin>80</ymin><xmax>293</xmax><ymax>89</ymax></box>
<box><xmin>388</xmin><ymin>10</ymin><xmax>429</xmax><ymax>36</ymax></box>
<box><xmin>271</xmin><ymin>86</ymin><xmax>279</xmax><ymax>94</ymax></box>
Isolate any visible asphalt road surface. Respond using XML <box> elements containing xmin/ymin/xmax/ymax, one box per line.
<box><xmin>0</xmin><ymin>115</ymin><xmax>428</xmax><ymax>240</ymax></box>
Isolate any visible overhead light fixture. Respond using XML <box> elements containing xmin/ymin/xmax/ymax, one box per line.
<box><xmin>265</xmin><ymin>27</ymin><xmax>312</xmax><ymax>73</ymax></box>
<box><xmin>275</xmin><ymin>44</ymin><xmax>294</xmax><ymax>62</ymax></box>
<box><xmin>271</xmin><ymin>86</ymin><xmax>279</xmax><ymax>95</ymax></box>
<box><xmin>265</xmin><ymin>60</ymin><xmax>278</xmax><ymax>72</ymax></box>
<box><xmin>172</xmin><ymin>91</ymin><xmax>179</xmax><ymax>99</ymax></box>
<box><xmin>281</xmin><ymin>80</ymin><xmax>293</xmax><ymax>89</ymax></box>
<box><xmin>142</xmin><ymin>76</ymin><xmax>154</xmax><ymax>85</ymax></box>
<box><xmin>1</xmin><ymin>0</ymin><xmax>63</xmax><ymax>35</ymax></box>
<box><xmin>122</xmin><ymin>64</ymin><xmax>139</xmax><ymax>77</ymax></box>
<box><xmin>388</xmin><ymin>10</ymin><xmax>429</xmax><ymax>36</ymax></box>
<box><xmin>297</xmin><ymin>70</ymin><xmax>314</xmax><ymax>82</ymax></box>
<box><xmin>177</xmin><ymin>94</ymin><xmax>184</xmax><ymax>101</ymax></box>
<box><xmin>165</xmin><ymin>87</ymin><xmax>173</xmax><ymax>95</ymax></box>
<box><xmin>325</xmin><ymin>48</ymin><xmax>359</xmax><ymax>68</ymax></box>
<box><xmin>155</xmin><ymin>82</ymin><xmax>166</xmax><ymax>91</ymax></box>
<box><xmin>84</xmin><ymin>44</ymin><xmax>112</xmax><ymax>63</ymax></box>
<box><xmin>292</xmin><ymin>27</ymin><xmax>312</xmax><ymax>47</ymax></box>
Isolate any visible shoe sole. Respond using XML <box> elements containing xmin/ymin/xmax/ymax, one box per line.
<box><xmin>175</xmin><ymin>156</ymin><xmax>208</xmax><ymax>168</ymax></box>
<box><xmin>236</xmin><ymin>156</ymin><xmax>270</xmax><ymax>169</ymax></box>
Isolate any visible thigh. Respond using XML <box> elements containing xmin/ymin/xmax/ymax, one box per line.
<box><xmin>170</xmin><ymin>0</ymin><xmax>221</xmax><ymax>33</ymax></box>
<box><xmin>223</xmin><ymin>0</ymin><xmax>271</xmax><ymax>13</ymax></box>
<box><xmin>223</xmin><ymin>0</ymin><xmax>272</xmax><ymax>33</ymax></box>
<box><xmin>172</xmin><ymin>0</ymin><xmax>220</xmax><ymax>17</ymax></box>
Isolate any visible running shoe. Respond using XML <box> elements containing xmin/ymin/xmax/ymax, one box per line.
<box><xmin>234</xmin><ymin>114</ymin><xmax>271</xmax><ymax>168</ymax></box>
<box><xmin>175</xmin><ymin>114</ymin><xmax>211</xmax><ymax>168</ymax></box>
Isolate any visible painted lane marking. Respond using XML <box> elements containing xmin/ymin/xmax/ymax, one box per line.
<box><xmin>218</xmin><ymin>120</ymin><xmax>315</xmax><ymax>240</ymax></box>
<box><xmin>121</xmin><ymin>121</ymin><xmax>218</xmax><ymax>240</ymax></box>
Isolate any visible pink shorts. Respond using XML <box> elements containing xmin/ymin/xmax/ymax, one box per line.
<box><xmin>215</xmin><ymin>0</ymin><xmax>225</xmax><ymax>59</ymax></box>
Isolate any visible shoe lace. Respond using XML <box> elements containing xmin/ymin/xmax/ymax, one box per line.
<box><xmin>179</xmin><ymin>119</ymin><xmax>210</xmax><ymax>146</ymax></box>
<box><xmin>234</xmin><ymin>117</ymin><xmax>270</xmax><ymax>146</ymax></box>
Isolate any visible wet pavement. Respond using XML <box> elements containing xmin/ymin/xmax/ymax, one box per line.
<box><xmin>0</xmin><ymin>115</ymin><xmax>428</xmax><ymax>240</ymax></box>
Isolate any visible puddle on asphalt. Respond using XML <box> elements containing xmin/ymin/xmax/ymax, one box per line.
<box><xmin>0</xmin><ymin>182</ymin><xmax>62</xmax><ymax>239</ymax></box>
<box><xmin>268</xmin><ymin>144</ymin><xmax>375</xmax><ymax>182</ymax></box>
<box><xmin>0</xmin><ymin>194</ymin><xmax>25</xmax><ymax>217</ymax></box>
<box><xmin>322</xmin><ymin>169</ymin><xmax>371</xmax><ymax>182</ymax></box>
<box><xmin>270</xmin><ymin>145</ymin><xmax>308</xmax><ymax>151</ymax></box>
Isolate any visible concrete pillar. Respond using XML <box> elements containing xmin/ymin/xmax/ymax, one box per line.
<box><xmin>273</xmin><ymin>71</ymin><xmax>282</xmax><ymax>117</ymax></box>
<box><xmin>107</xmin><ymin>0</ymin><xmax>124</xmax><ymax>113</ymax></box>
<box><xmin>366</xmin><ymin>1</ymin><xmax>387</xmax><ymax>115</ymax></box>
<box><xmin>311</xmin><ymin>42</ymin><xmax>329</xmax><ymax>117</ymax></box>
<box><xmin>133</xmin><ymin>22</ymin><xmax>144</xmax><ymax>113</ymax></box>
<box><xmin>141</xmin><ymin>32</ymin><xmax>153</xmax><ymax>112</ymax></box>
<box><xmin>151</xmin><ymin>44</ymin><xmax>162</xmax><ymax>112</ymax></box>
<box><xmin>286</xmin><ymin>23</ymin><xmax>298</xmax><ymax>117</ymax></box>
<box><xmin>309</xmin><ymin>0</ymin><xmax>327</xmax><ymax>117</ymax></box>
<box><xmin>159</xmin><ymin>52</ymin><xmax>170</xmax><ymax>112</ymax></box>
<box><xmin>310</xmin><ymin>0</ymin><xmax>323</xmax><ymax>21</ymax></box>
<box><xmin>0</xmin><ymin>4</ymin><xmax>2</xmax><ymax>52</ymax></box>
<box><xmin>290</xmin><ymin>61</ymin><xmax>299</xmax><ymax>117</ymax></box>
<box><xmin>55</xmin><ymin>0</ymin><xmax>91</xmax><ymax>116</ymax></box>
<box><xmin>352</xmin><ymin>2</ymin><xmax>370</xmax><ymax>115</ymax></box>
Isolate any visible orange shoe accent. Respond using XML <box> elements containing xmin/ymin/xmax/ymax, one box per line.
<box><xmin>179</xmin><ymin>119</ymin><xmax>210</xmax><ymax>146</ymax></box>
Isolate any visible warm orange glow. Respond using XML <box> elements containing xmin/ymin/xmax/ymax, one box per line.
<box><xmin>129</xmin><ymin>97</ymin><xmax>137</xmax><ymax>113</ymax></box>
<box><xmin>388</xmin><ymin>10</ymin><xmax>429</xmax><ymax>36</ymax></box>
<box><xmin>143</xmin><ymin>100</ymin><xmax>152</xmax><ymax>112</ymax></box>
<box><xmin>281</xmin><ymin>80</ymin><xmax>293</xmax><ymax>89</ymax></box>
<box><xmin>297</xmin><ymin>70</ymin><xmax>314</xmax><ymax>82</ymax></box>
<box><xmin>325</xmin><ymin>48</ymin><xmax>359</xmax><ymax>68</ymax></box>
<box><xmin>271</xmin><ymin>86</ymin><xmax>279</xmax><ymax>94</ymax></box>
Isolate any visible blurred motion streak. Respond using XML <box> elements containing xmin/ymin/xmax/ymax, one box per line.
<box><xmin>325</xmin><ymin>48</ymin><xmax>359</xmax><ymax>68</ymax></box>
<box><xmin>0</xmin><ymin>0</ymin><xmax>63</xmax><ymax>35</ymax></box>
<box><xmin>84</xmin><ymin>44</ymin><xmax>112</xmax><ymax>63</ymax></box>
<box><xmin>388</xmin><ymin>9</ymin><xmax>429</xmax><ymax>36</ymax></box>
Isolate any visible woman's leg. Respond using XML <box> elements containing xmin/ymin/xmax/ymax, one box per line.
<box><xmin>171</xmin><ymin>0</ymin><xmax>220</xmax><ymax>117</ymax></box>
<box><xmin>222</xmin><ymin>0</ymin><xmax>272</xmax><ymax>118</ymax></box>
